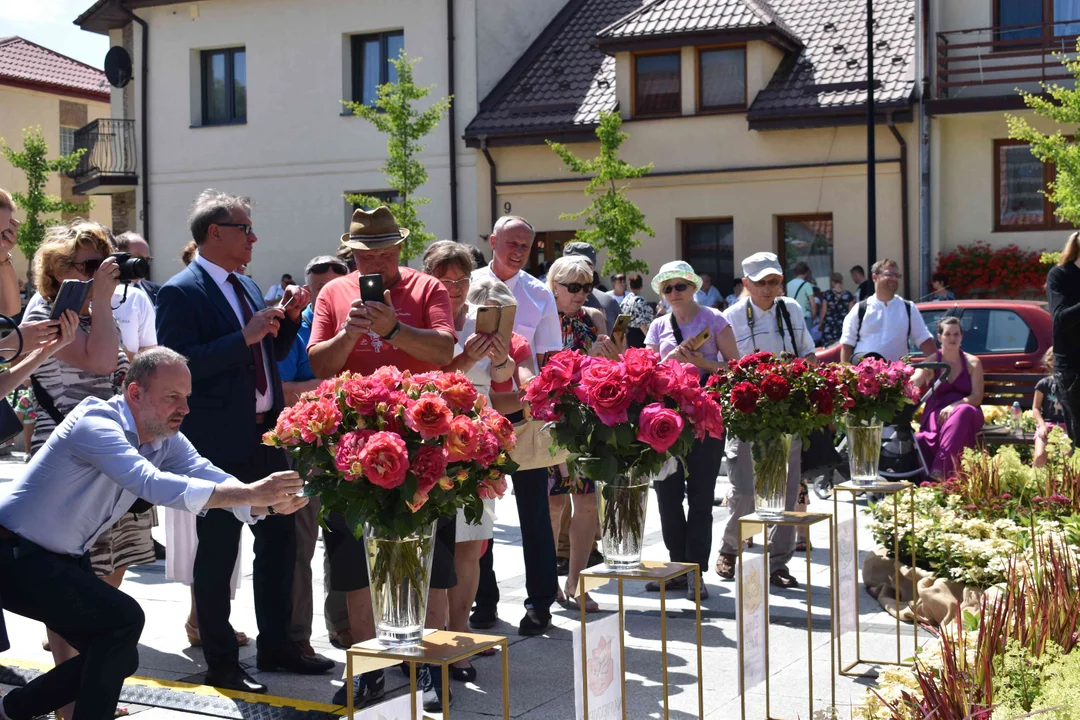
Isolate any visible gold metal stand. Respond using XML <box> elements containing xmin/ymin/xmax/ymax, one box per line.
<box><xmin>832</xmin><ymin>480</ymin><xmax>918</xmax><ymax>677</ymax></box>
<box><xmin>737</xmin><ymin>512</ymin><xmax>835</xmax><ymax>720</ymax></box>
<box><xmin>344</xmin><ymin>630</ymin><xmax>509</xmax><ymax>719</ymax></box>
<box><xmin>577</xmin><ymin>560</ymin><xmax>704</xmax><ymax>720</ymax></box>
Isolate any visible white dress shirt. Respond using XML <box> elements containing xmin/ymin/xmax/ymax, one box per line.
<box><xmin>724</xmin><ymin>296</ymin><xmax>816</xmax><ymax>359</ymax></box>
<box><xmin>111</xmin><ymin>284</ymin><xmax>157</xmax><ymax>354</ymax></box>
<box><xmin>839</xmin><ymin>294</ymin><xmax>932</xmax><ymax>362</ymax></box>
<box><xmin>472</xmin><ymin>266</ymin><xmax>561</xmax><ymax>364</ymax></box>
<box><xmin>195</xmin><ymin>256</ymin><xmax>273</xmax><ymax>413</ymax></box>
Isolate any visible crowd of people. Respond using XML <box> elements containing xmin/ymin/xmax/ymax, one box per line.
<box><xmin>0</xmin><ymin>181</ymin><xmax>1015</xmax><ymax>720</ymax></box>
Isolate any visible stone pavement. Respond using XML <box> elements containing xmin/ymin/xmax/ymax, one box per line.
<box><xmin>0</xmin><ymin>455</ymin><xmax>920</xmax><ymax>719</ymax></box>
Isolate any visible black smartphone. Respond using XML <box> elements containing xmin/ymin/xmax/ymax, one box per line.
<box><xmin>51</xmin><ymin>279</ymin><xmax>91</xmax><ymax>320</ymax></box>
<box><xmin>359</xmin><ymin>274</ymin><xmax>385</xmax><ymax>304</ymax></box>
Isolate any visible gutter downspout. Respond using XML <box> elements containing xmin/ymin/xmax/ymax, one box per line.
<box><xmin>119</xmin><ymin>4</ymin><xmax>149</xmax><ymax>245</ymax></box>
<box><xmin>887</xmin><ymin>113</ymin><xmax>911</xmax><ymax>299</ymax></box>
<box><xmin>446</xmin><ymin>0</ymin><xmax>458</xmax><ymax>240</ymax></box>
<box><xmin>480</xmin><ymin>137</ymin><xmax>497</xmax><ymax>234</ymax></box>
<box><xmin>919</xmin><ymin>0</ymin><xmax>933</xmax><ymax>298</ymax></box>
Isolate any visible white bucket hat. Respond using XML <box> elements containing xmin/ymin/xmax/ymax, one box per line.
<box><xmin>651</xmin><ymin>261</ymin><xmax>702</xmax><ymax>295</ymax></box>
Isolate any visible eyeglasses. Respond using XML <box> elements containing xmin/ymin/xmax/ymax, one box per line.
<box><xmin>612</xmin><ymin>275</ymin><xmax>626</xmax><ymax>282</ymax></box>
<box><xmin>750</xmin><ymin>277</ymin><xmax>783</xmax><ymax>288</ymax></box>
<box><xmin>216</xmin><ymin>222</ymin><xmax>254</xmax><ymax>236</ymax></box>
<box><xmin>440</xmin><ymin>277</ymin><xmax>471</xmax><ymax>289</ymax></box>
<box><xmin>72</xmin><ymin>257</ymin><xmax>105</xmax><ymax>275</ymax></box>
<box><xmin>877</xmin><ymin>271</ymin><xmax>902</xmax><ymax>279</ymax></box>
<box><xmin>308</xmin><ymin>261</ymin><xmax>349</xmax><ymax>276</ymax></box>
<box><xmin>662</xmin><ymin>283</ymin><xmax>690</xmax><ymax>294</ymax></box>
<box><xmin>559</xmin><ymin>282</ymin><xmax>593</xmax><ymax>294</ymax></box>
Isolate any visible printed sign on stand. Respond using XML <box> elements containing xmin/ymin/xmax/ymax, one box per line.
<box><xmin>836</xmin><ymin>517</ymin><xmax>858</xmax><ymax>636</ymax></box>
<box><xmin>573</xmin><ymin>612</ymin><xmax>623</xmax><ymax>720</ymax></box>
<box><xmin>737</xmin><ymin>552</ymin><xmax>767</xmax><ymax>693</ymax></box>
<box><xmin>355</xmin><ymin>690</ymin><xmax>423</xmax><ymax>720</ymax></box>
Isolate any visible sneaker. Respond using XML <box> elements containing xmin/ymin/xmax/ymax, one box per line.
<box><xmin>417</xmin><ymin>664</ymin><xmax>452</xmax><ymax>713</ymax></box>
<box><xmin>469</xmin><ymin>606</ymin><xmax>498</xmax><ymax>630</ymax></box>
<box><xmin>332</xmin><ymin>669</ymin><xmax>385</xmax><ymax>708</ymax></box>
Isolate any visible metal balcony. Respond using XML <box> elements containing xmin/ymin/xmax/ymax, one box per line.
<box><xmin>67</xmin><ymin>119</ymin><xmax>138</xmax><ymax>195</ymax></box>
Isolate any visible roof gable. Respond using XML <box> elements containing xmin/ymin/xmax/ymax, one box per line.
<box><xmin>0</xmin><ymin>36</ymin><xmax>109</xmax><ymax>101</ymax></box>
<box><xmin>595</xmin><ymin>0</ymin><xmax>801</xmax><ymax>51</ymax></box>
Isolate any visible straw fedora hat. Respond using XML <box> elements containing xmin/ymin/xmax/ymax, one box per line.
<box><xmin>340</xmin><ymin>206</ymin><xmax>410</xmax><ymax>250</ymax></box>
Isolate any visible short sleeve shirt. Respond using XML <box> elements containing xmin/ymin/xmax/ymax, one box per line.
<box><xmin>111</xmin><ymin>284</ymin><xmax>157</xmax><ymax>354</ymax></box>
<box><xmin>308</xmin><ymin>268</ymin><xmax>456</xmax><ymax>376</ymax></box>
<box><xmin>838</xmin><ymin>295</ymin><xmax>933</xmax><ymax>362</ymax></box>
<box><xmin>723</xmin><ymin>297</ymin><xmax>817</xmax><ymax>359</ymax></box>
<box><xmin>645</xmin><ymin>307</ymin><xmax>731</xmax><ymax>373</ymax></box>
<box><xmin>1037</xmin><ymin>376</ymin><xmax>1066</xmax><ymax>424</ymax></box>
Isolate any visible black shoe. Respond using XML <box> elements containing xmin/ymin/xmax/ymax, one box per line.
<box><xmin>556</xmin><ymin>556</ymin><xmax>570</xmax><ymax>576</ymax></box>
<box><xmin>204</xmin><ymin>666</ymin><xmax>268</xmax><ymax>694</ymax></box>
<box><xmin>332</xmin><ymin>670</ymin><xmax>385</xmax><ymax>707</ymax></box>
<box><xmin>449</xmin><ymin>661</ymin><xmax>477</xmax><ymax>683</ymax></box>
<box><xmin>418</xmin><ymin>665</ymin><xmax>452</xmax><ymax>713</ymax></box>
<box><xmin>469</xmin><ymin>606</ymin><xmax>498</xmax><ymax>630</ymax></box>
<box><xmin>770</xmin><ymin>568</ymin><xmax>800</xmax><ymax>589</ymax></box>
<box><xmin>153</xmin><ymin>540</ymin><xmax>166</xmax><ymax>561</ymax></box>
<box><xmin>518</xmin><ymin>608</ymin><xmax>552</xmax><ymax>636</ymax></box>
<box><xmin>587</xmin><ymin>549</ymin><xmax>605</xmax><ymax>568</ymax></box>
<box><xmin>644</xmin><ymin>576</ymin><xmax>689</xmax><ymax>592</ymax></box>
<box><xmin>256</xmin><ymin>648</ymin><xmax>335</xmax><ymax>674</ymax></box>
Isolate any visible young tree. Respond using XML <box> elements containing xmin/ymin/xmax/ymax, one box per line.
<box><xmin>344</xmin><ymin>53</ymin><xmax>452</xmax><ymax>261</ymax></box>
<box><xmin>1007</xmin><ymin>46</ymin><xmax>1080</xmax><ymax>226</ymax></box>
<box><xmin>1</xmin><ymin>125</ymin><xmax>90</xmax><ymax>260</ymax></box>
<box><xmin>548</xmin><ymin>111</ymin><xmax>654</xmax><ymax>276</ymax></box>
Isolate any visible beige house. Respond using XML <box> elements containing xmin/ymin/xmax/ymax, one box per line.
<box><xmin>464</xmin><ymin>0</ymin><xmax>922</xmax><ymax>300</ymax></box>
<box><xmin>0</xmin><ymin>36</ymin><xmax>114</xmax><ymax>276</ymax></box>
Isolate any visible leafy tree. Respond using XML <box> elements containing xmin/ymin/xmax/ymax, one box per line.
<box><xmin>548</xmin><ymin>112</ymin><xmax>654</xmax><ymax>276</ymax></box>
<box><xmin>344</xmin><ymin>53</ymin><xmax>451</xmax><ymax>261</ymax></box>
<box><xmin>0</xmin><ymin>125</ymin><xmax>90</xmax><ymax>260</ymax></box>
<box><xmin>1007</xmin><ymin>44</ymin><xmax>1080</xmax><ymax>226</ymax></box>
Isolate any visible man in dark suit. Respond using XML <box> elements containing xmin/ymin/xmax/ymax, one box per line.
<box><xmin>156</xmin><ymin>190</ymin><xmax>333</xmax><ymax>693</ymax></box>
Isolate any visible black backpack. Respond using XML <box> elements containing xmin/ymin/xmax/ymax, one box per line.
<box><xmin>854</xmin><ymin>298</ymin><xmax>911</xmax><ymax>343</ymax></box>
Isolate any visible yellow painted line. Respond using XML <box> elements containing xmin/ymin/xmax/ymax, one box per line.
<box><xmin>1</xmin><ymin>659</ymin><xmax>347</xmax><ymax>715</ymax></box>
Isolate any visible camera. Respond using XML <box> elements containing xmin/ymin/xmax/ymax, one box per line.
<box><xmin>108</xmin><ymin>252</ymin><xmax>150</xmax><ymax>283</ymax></box>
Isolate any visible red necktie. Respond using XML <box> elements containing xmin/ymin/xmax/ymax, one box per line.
<box><xmin>226</xmin><ymin>274</ymin><xmax>268</xmax><ymax>395</ymax></box>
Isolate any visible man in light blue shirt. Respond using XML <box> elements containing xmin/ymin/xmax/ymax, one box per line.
<box><xmin>693</xmin><ymin>272</ymin><xmax>724</xmax><ymax>309</ymax></box>
<box><xmin>0</xmin><ymin>348</ymin><xmax>305</xmax><ymax>720</ymax></box>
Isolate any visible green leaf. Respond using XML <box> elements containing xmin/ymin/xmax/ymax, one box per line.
<box><xmin>962</xmin><ymin>609</ymin><xmax>980</xmax><ymax>633</ymax></box>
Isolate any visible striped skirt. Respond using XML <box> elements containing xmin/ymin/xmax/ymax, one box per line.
<box><xmin>90</xmin><ymin>509</ymin><xmax>157</xmax><ymax>576</ymax></box>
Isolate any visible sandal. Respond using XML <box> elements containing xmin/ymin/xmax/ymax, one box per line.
<box><xmin>185</xmin><ymin>620</ymin><xmax>250</xmax><ymax>647</ymax></box>
<box><xmin>564</xmin><ymin>582</ymin><xmax>599</xmax><ymax>612</ymax></box>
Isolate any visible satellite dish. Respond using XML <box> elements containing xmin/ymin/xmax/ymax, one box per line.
<box><xmin>104</xmin><ymin>46</ymin><xmax>132</xmax><ymax>89</ymax></box>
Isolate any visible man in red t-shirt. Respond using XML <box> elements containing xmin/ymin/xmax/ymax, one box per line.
<box><xmin>307</xmin><ymin>207</ymin><xmax>456</xmax><ymax>707</ymax></box>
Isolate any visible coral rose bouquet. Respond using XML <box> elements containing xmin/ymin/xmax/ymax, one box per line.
<box><xmin>263</xmin><ymin>367</ymin><xmax>516</xmax><ymax>643</ymax></box>
<box><xmin>706</xmin><ymin>352</ymin><xmax>848</xmax><ymax>515</ymax></box>
<box><xmin>524</xmin><ymin>348</ymin><xmax>723</xmax><ymax>569</ymax></box>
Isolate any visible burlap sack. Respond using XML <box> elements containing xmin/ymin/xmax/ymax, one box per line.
<box><xmin>861</xmin><ymin>549</ymin><xmax>989</xmax><ymax>627</ymax></box>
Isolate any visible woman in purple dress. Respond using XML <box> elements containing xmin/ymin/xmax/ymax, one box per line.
<box><xmin>914</xmin><ymin>316</ymin><xmax>984</xmax><ymax>478</ymax></box>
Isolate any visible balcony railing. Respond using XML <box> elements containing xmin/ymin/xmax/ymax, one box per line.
<box><xmin>68</xmin><ymin>118</ymin><xmax>138</xmax><ymax>195</ymax></box>
<box><xmin>935</xmin><ymin>19</ymin><xmax>1080</xmax><ymax>101</ymax></box>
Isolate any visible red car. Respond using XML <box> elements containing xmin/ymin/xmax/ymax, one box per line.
<box><xmin>814</xmin><ymin>300</ymin><xmax>1052</xmax><ymax>373</ymax></box>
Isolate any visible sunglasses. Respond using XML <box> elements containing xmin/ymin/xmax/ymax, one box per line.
<box><xmin>662</xmin><ymin>283</ymin><xmax>690</xmax><ymax>294</ymax></box>
<box><xmin>216</xmin><ymin>222</ymin><xmax>255</xmax><ymax>236</ymax></box>
<box><xmin>440</xmin><ymin>277</ymin><xmax>471</xmax><ymax>289</ymax></box>
<box><xmin>750</xmin><ymin>277</ymin><xmax>783</xmax><ymax>288</ymax></box>
<box><xmin>309</xmin><ymin>261</ymin><xmax>349</xmax><ymax>276</ymax></box>
<box><xmin>72</xmin><ymin>257</ymin><xmax>105</xmax><ymax>275</ymax></box>
<box><xmin>559</xmin><ymin>282</ymin><xmax>593</xmax><ymax>294</ymax></box>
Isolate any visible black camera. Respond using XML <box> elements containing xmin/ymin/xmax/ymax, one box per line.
<box><xmin>109</xmin><ymin>252</ymin><xmax>150</xmax><ymax>283</ymax></box>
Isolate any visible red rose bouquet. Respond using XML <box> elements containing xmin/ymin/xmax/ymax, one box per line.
<box><xmin>524</xmin><ymin>348</ymin><xmax>723</xmax><ymax>569</ymax></box>
<box><xmin>706</xmin><ymin>352</ymin><xmax>848</xmax><ymax>514</ymax></box>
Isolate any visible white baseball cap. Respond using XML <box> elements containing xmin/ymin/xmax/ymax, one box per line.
<box><xmin>742</xmin><ymin>252</ymin><xmax>783</xmax><ymax>282</ymax></box>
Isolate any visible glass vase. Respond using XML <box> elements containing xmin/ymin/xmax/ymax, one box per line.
<box><xmin>596</xmin><ymin>477</ymin><xmax>650</xmax><ymax>572</ymax></box>
<box><xmin>846</xmin><ymin>417</ymin><xmax>883</xmax><ymax>485</ymax></box>
<box><xmin>751</xmin><ymin>434</ymin><xmax>792</xmax><ymax>520</ymax></box>
<box><xmin>363</xmin><ymin>520</ymin><xmax>437</xmax><ymax>647</ymax></box>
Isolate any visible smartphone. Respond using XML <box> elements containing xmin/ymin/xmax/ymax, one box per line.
<box><xmin>688</xmin><ymin>326</ymin><xmax>712</xmax><ymax>351</ymax></box>
<box><xmin>475</xmin><ymin>306</ymin><xmax>499</xmax><ymax>335</ymax></box>
<box><xmin>359</xmin><ymin>274</ymin><xmax>385</xmax><ymax>304</ymax></box>
<box><xmin>278</xmin><ymin>294</ymin><xmax>295</xmax><ymax>311</ymax></box>
<box><xmin>611</xmin><ymin>313</ymin><xmax>632</xmax><ymax>339</ymax></box>
<box><xmin>50</xmin><ymin>279</ymin><xmax>92</xmax><ymax>320</ymax></box>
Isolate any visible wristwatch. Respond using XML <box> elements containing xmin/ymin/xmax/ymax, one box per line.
<box><xmin>267</xmin><ymin>505</ymin><xmax>278</xmax><ymax>516</ymax></box>
<box><xmin>381</xmin><ymin>320</ymin><xmax>402</xmax><ymax>341</ymax></box>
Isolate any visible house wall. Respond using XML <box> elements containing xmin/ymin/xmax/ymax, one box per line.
<box><xmin>475</xmin><ymin>0</ymin><xmax>568</xmax><ymax>100</ymax></box>
<box><xmin>481</xmin><ymin>115</ymin><xmax>919</xmax><ymax>301</ymax></box>
<box><xmin>0</xmin><ymin>84</ymin><xmax>112</xmax><ymax>276</ymax></box>
<box><xmin>933</xmin><ymin>110</ymin><xmax>1073</xmax><ymax>261</ymax></box>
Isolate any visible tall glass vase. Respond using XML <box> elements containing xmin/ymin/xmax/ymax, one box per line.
<box><xmin>751</xmin><ymin>434</ymin><xmax>792</xmax><ymax>520</ymax></box>
<box><xmin>363</xmin><ymin>520</ymin><xmax>437</xmax><ymax>647</ymax></box>
<box><xmin>846</xmin><ymin>417</ymin><xmax>883</xmax><ymax>485</ymax></box>
<box><xmin>596</xmin><ymin>477</ymin><xmax>650</xmax><ymax>572</ymax></box>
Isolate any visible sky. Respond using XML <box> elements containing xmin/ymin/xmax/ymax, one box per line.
<box><xmin>1</xmin><ymin>0</ymin><xmax>110</xmax><ymax>69</ymax></box>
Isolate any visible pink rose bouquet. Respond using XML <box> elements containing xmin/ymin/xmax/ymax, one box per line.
<box><xmin>838</xmin><ymin>357</ymin><xmax>918</xmax><ymax>425</ymax></box>
<box><xmin>263</xmin><ymin>368</ymin><xmax>516</xmax><ymax>540</ymax></box>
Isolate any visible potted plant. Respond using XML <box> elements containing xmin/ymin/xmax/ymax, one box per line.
<box><xmin>263</xmin><ymin>366</ymin><xmax>516</xmax><ymax>646</ymax></box>
<box><xmin>838</xmin><ymin>358</ymin><xmax>919</xmax><ymax>484</ymax></box>
<box><xmin>523</xmin><ymin>348</ymin><xmax>724</xmax><ymax>571</ymax></box>
<box><xmin>707</xmin><ymin>353</ymin><xmax>848</xmax><ymax>517</ymax></box>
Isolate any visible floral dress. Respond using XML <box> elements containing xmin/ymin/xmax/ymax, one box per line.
<box><xmin>820</xmin><ymin>289</ymin><xmax>854</xmax><ymax>346</ymax></box>
<box><xmin>549</xmin><ymin>310</ymin><xmax>598</xmax><ymax>495</ymax></box>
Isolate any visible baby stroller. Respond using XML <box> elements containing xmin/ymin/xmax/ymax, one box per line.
<box><xmin>807</xmin><ymin>360</ymin><xmax>952</xmax><ymax>500</ymax></box>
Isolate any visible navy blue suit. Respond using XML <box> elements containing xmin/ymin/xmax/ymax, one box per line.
<box><xmin>156</xmin><ymin>260</ymin><xmax>300</xmax><ymax>671</ymax></box>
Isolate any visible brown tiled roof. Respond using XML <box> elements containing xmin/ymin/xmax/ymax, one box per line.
<box><xmin>464</xmin><ymin>0</ymin><xmax>915</xmax><ymax>143</ymax></box>
<box><xmin>0</xmin><ymin>36</ymin><xmax>109</xmax><ymax>101</ymax></box>
<box><xmin>596</xmin><ymin>0</ymin><xmax>800</xmax><ymax>48</ymax></box>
